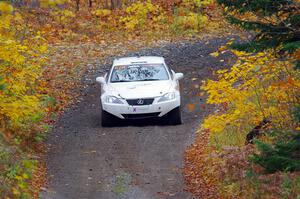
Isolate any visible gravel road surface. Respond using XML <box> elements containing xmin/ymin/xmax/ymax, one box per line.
<box><xmin>41</xmin><ymin>37</ymin><xmax>235</xmax><ymax>199</ymax></box>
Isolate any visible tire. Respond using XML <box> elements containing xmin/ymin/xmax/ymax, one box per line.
<box><xmin>168</xmin><ymin>106</ymin><xmax>182</xmax><ymax>125</ymax></box>
<box><xmin>101</xmin><ymin>110</ymin><xmax>116</xmax><ymax>127</ymax></box>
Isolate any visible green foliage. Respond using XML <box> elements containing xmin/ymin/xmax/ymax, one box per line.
<box><xmin>293</xmin><ymin>105</ymin><xmax>300</xmax><ymax>123</ymax></box>
<box><xmin>252</xmin><ymin>133</ymin><xmax>300</xmax><ymax>173</ymax></box>
<box><xmin>217</xmin><ymin>0</ymin><xmax>300</xmax><ymax>61</ymax></box>
<box><xmin>282</xmin><ymin>173</ymin><xmax>293</xmax><ymax>199</ymax></box>
<box><xmin>0</xmin><ymin>138</ymin><xmax>37</xmax><ymax>198</ymax></box>
<box><xmin>42</xmin><ymin>95</ymin><xmax>56</xmax><ymax>107</ymax></box>
<box><xmin>284</xmin><ymin>41</ymin><xmax>300</xmax><ymax>53</ymax></box>
<box><xmin>34</xmin><ymin>132</ymin><xmax>47</xmax><ymax>142</ymax></box>
<box><xmin>218</xmin><ymin>0</ymin><xmax>293</xmax><ymax>15</ymax></box>
<box><xmin>296</xmin><ymin>60</ymin><xmax>300</xmax><ymax>70</ymax></box>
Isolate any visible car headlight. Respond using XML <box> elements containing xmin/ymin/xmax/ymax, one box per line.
<box><xmin>158</xmin><ymin>92</ymin><xmax>176</xmax><ymax>103</ymax></box>
<box><xmin>105</xmin><ymin>96</ymin><xmax>124</xmax><ymax>104</ymax></box>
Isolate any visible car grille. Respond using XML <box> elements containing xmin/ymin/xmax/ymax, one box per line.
<box><xmin>122</xmin><ymin>112</ymin><xmax>161</xmax><ymax>119</ymax></box>
<box><xmin>126</xmin><ymin>98</ymin><xmax>154</xmax><ymax>106</ymax></box>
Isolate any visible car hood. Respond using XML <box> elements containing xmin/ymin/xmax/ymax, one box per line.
<box><xmin>107</xmin><ymin>80</ymin><xmax>173</xmax><ymax>99</ymax></box>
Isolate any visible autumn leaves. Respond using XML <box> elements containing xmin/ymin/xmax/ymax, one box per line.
<box><xmin>203</xmin><ymin>49</ymin><xmax>299</xmax><ymax>135</ymax></box>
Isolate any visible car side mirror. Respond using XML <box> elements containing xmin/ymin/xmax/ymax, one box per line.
<box><xmin>96</xmin><ymin>76</ymin><xmax>106</xmax><ymax>84</ymax></box>
<box><xmin>174</xmin><ymin>73</ymin><xmax>184</xmax><ymax>80</ymax></box>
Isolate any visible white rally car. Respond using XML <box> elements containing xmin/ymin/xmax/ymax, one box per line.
<box><xmin>96</xmin><ymin>56</ymin><xmax>184</xmax><ymax>127</ymax></box>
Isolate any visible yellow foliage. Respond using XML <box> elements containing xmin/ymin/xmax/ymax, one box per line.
<box><xmin>40</xmin><ymin>0</ymin><xmax>69</xmax><ymax>8</ymax></box>
<box><xmin>173</xmin><ymin>12</ymin><xmax>207</xmax><ymax>31</ymax></box>
<box><xmin>181</xmin><ymin>0</ymin><xmax>213</xmax><ymax>9</ymax></box>
<box><xmin>0</xmin><ymin>1</ymin><xmax>13</xmax><ymax>14</ymax></box>
<box><xmin>52</xmin><ymin>9</ymin><xmax>75</xmax><ymax>25</ymax></box>
<box><xmin>120</xmin><ymin>0</ymin><xmax>167</xmax><ymax>31</ymax></box>
<box><xmin>202</xmin><ymin>50</ymin><xmax>300</xmax><ymax>137</ymax></box>
<box><xmin>0</xmin><ymin>9</ymin><xmax>48</xmax><ymax>132</ymax></box>
<box><xmin>210</xmin><ymin>51</ymin><xmax>219</xmax><ymax>57</ymax></box>
<box><xmin>92</xmin><ymin>9</ymin><xmax>112</xmax><ymax>18</ymax></box>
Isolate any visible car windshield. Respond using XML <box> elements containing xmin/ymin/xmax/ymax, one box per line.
<box><xmin>110</xmin><ymin>64</ymin><xmax>169</xmax><ymax>83</ymax></box>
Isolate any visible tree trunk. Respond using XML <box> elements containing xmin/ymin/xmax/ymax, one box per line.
<box><xmin>76</xmin><ymin>0</ymin><xmax>80</xmax><ymax>11</ymax></box>
<box><xmin>116</xmin><ymin>0</ymin><xmax>122</xmax><ymax>9</ymax></box>
<box><xmin>105</xmin><ymin>0</ymin><xmax>109</xmax><ymax>8</ymax></box>
<box><xmin>30</xmin><ymin>0</ymin><xmax>40</xmax><ymax>8</ymax></box>
<box><xmin>11</xmin><ymin>0</ymin><xmax>25</xmax><ymax>7</ymax></box>
<box><xmin>110</xmin><ymin>0</ymin><xmax>122</xmax><ymax>10</ymax></box>
<box><xmin>245</xmin><ymin>118</ymin><xmax>271</xmax><ymax>144</ymax></box>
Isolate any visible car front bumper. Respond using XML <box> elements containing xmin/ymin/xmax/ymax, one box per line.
<box><xmin>101</xmin><ymin>97</ymin><xmax>181</xmax><ymax>119</ymax></box>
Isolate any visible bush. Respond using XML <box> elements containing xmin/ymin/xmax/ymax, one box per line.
<box><xmin>52</xmin><ymin>9</ymin><xmax>76</xmax><ymax>25</ymax></box>
<box><xmin>293</xmin><ymin>105</ymin><xmax>300</xmax><ymax>123</ymax></box>
<box><xmin>119</xmin><ymin>0</ymin><xmax>167</xmax><ymax>31</ymax></box>
<box><xmin>0</xmin><ymin>141</ymin><xmax>37</xmax><ymax>198</ymax></box>
<box><xmin>92</xmin><ymin>9</ymin><xmax>112</xmax><ymax>18</ymax></box>
<box><xmin>0</xmin><ymin>11</ymin><xmax>48</xmax><ymax>136</ymax></box>
<box><xmin>252</xmin><ymin>133</ymin><xmax>300</xmax><ymax>173</ymax></box>
<box><xmin>181</xmin><ymin>0</ymin><xmax>213</xmax><ymax>10</ymax></box>
<box><xmin>172</xmin><ymin>12</ymin><xmax>207</xmax><ymax>32</ymax></box>
<box><xmin>40</xmin><ymin>0</ymin><xmax>68</xmax><ymax>8</ymax></box>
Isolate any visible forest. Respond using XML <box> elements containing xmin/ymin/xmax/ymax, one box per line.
<box><xmin>0</xmin><ymin>0</ymin><xmax>299</xmax><ymax>198</ymax></box>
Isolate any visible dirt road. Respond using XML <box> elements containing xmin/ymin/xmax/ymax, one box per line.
<box><xmin>41</xmin><ymin>38</ymin><xmax>234</xmax><ymax>199</ymax></box>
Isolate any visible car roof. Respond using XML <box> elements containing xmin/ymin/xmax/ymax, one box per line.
<box><xmin>113</xmin><ymin>56</ymin><xmax>165</xmax><ymax>66</ymax></box>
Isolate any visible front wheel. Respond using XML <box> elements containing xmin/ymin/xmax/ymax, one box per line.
<box><xmin>167</xmin><ymin>107</ymin><xmax>182</xmax><ymax>125</ymax></box>
<box><xmin>101</xmin><ymin>110</ymin><xmax>116</xmax><ymax>127</ymax></box>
